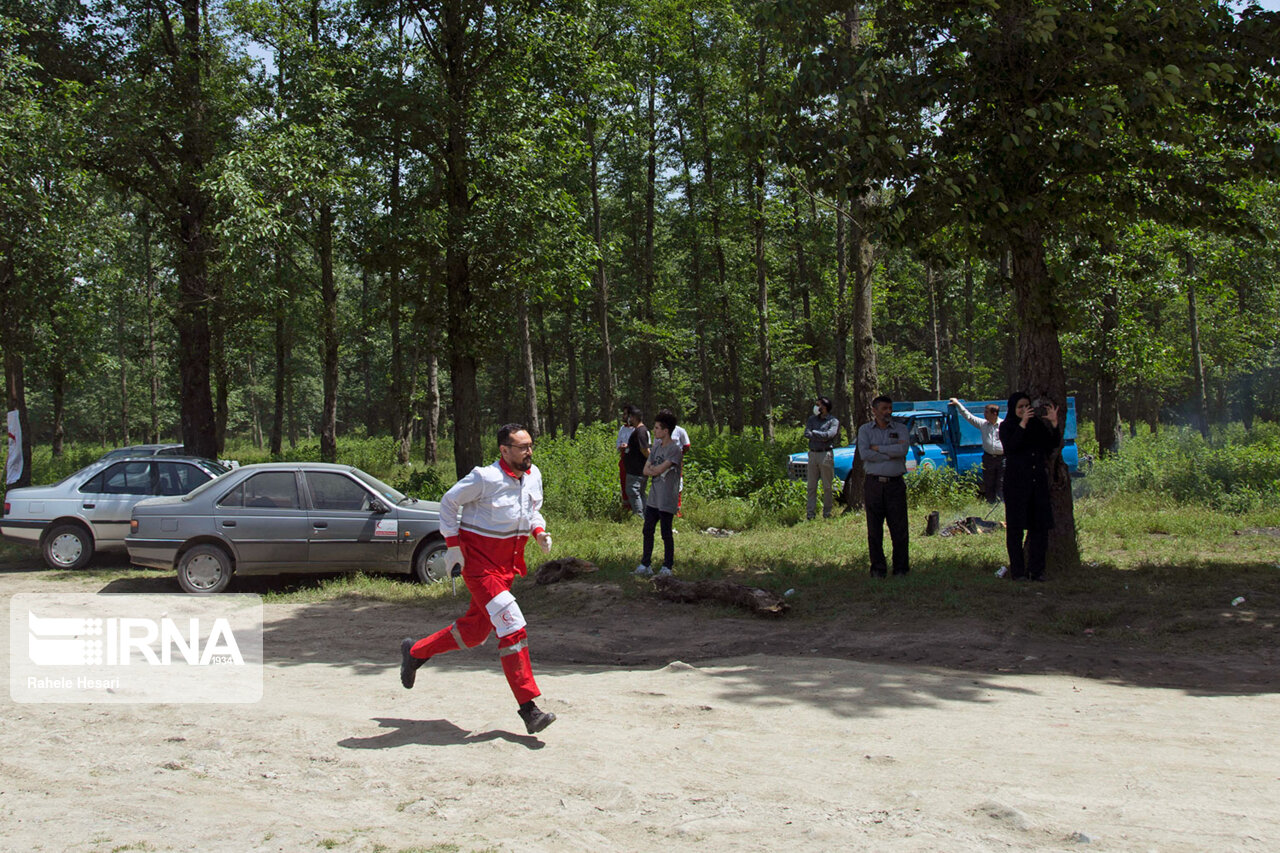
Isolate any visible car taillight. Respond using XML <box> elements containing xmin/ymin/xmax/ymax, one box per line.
<box><xmin>3</xmin><ymin>502</ymin><xmax>8</xmax><ymax>516</ymax></box>
<box><xmin>130</xmin><ymin>519</ymin><xmax>139</xmax><ymax>534</ymax></box>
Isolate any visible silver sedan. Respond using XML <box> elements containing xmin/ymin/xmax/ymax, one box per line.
<box><xmin>126</xmin><ymin>462</ymin><xmax>448</xmax><ymax>594</ymax></box>
<box><xmin>2</xmin><ymin>455</ymin><xmax>230</xmax><ymax>570</ymax></box>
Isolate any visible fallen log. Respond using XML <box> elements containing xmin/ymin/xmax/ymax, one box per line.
<box><xmin>652</xmin><ymin>575</ymin><xmax>790</xmax><ymax>617</ymax></box>
<box><xmin>534</xmin><ymin>556</ymin><xmax>601</xmax><ymax>585</ymax></box>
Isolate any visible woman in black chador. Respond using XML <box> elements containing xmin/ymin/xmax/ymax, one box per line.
<box><xmin>997</xmin><ymin>391</ymin><xmax>1061</xmax><ymax>581</ymax></box>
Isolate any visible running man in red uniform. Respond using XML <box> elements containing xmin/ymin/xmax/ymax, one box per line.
<box><xmin>400</xmin><ymin>424</ymin><xmax>556</xmax><ymax>734</ymax></box>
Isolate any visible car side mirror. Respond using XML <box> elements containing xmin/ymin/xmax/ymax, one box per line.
<box><xmin>370</xmin><ymin>500</ymin><xmax>389</xmax><ymax>514</ymax></box>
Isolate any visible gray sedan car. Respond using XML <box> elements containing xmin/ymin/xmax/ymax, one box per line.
<box><xmin>1</xmin><ymin>455</ymin><xmax>231</xmax><ymax>570</ymax></box>
<box><xmin>126</xmin><ymin>462</ymin><xmax>448</xmax><ymax>594</ymax></box>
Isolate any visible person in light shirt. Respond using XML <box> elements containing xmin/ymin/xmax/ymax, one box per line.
<box><xmin>949</xmin><ymin>397</ymin><xmax>1004</xmax><ymax>503</ymax></box>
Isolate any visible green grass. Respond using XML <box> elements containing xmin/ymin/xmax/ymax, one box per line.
<box><xmin>12</xmin><ymin>494</ymin><xmax>1273</xmax><ymax>656</ymax></box>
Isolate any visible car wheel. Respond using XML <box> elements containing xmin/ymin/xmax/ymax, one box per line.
<box><xmin>42</xmin><ymin>523</ymin><xmax>93</xmax><ymax>571</ymax></box>
<box><xmin>413</xmin><ymin>539</ymin><xmax>449</xmax><ymax>584</ymax></box>
<box><xmin>841</xmin><ymin>472</ymin><xmax>857</xmax><ymax>509</ymax></box>
<box><xmin>177</xmin><ymin>544</ymin><xmax>233</xmax><ymax>594</ymax></box>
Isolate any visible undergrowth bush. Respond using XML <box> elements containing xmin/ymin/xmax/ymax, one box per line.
<box><xmin>20</xmin><ymin>420</ymin><xmax>1278</xmax><ymax>521</ymax></box>
<box><xmin>1082</xmin><ymin>423</ymin><xmax>1280</xmax><ymax>513</ymax></box>
<box><xmin>530</xmin><ymin>422</ymin><xmax>622</xmax><ymax>521</ymax></box>
<box><xmin>905</xmin><ymin>464</ymin><xmax>982</xmax><ymax>508</ymax></box>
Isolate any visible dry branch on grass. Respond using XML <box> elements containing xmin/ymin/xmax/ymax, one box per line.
<box><xmin>652</xmin><ymin>575</ymin><xmax>790</xmax><ymax>617</ymax></box>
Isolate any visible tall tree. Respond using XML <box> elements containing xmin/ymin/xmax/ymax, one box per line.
<box><xmin>840</xmin><ymin>0</ymin><xmax>1279</xmax><ymax>568</ymax></box>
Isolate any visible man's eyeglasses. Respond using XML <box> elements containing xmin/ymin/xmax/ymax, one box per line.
<box><xmin>503</xmin><ymin>442</ymin><xmax>534</xmax><ymax>452</ymax></box>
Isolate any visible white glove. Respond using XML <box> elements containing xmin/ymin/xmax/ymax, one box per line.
<box><xmin>445</xmin><ymin>546</ymin><xmax>465</xmax><ymax>574</ymax></box>
<box><xmin>536</xmin><ymin>531</ymin><xmax>553</xmax><ymax>554</ymax></box>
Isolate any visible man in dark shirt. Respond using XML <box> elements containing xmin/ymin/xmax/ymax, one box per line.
<box><xmin>622</xmin><ymin>408</ymin><xmax>650</xmax><ymax>516</ymax></box>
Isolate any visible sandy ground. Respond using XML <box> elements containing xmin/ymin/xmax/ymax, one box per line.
<box><xmin>2</xmin><ymin>566</ymin><xmax>1278</xmax><ymax>853</ymax></box>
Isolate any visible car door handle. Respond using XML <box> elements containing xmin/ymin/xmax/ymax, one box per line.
<box><xmin>221</xmin><ymin>520</ymin><xmax>236</xmax><ymax>528</ymax></box>
<box><xmin>82</xmin><ymin>503</ymin><xmax>95</xmax><ymax>509</ymax></box>
<box><xmin>313</xmin><ymin>522</ymin><xmax>328</xmax><ymax>529</ymax></box>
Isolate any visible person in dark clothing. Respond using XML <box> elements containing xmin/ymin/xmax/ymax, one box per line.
<box><xmin>997</xmin><ymin>392</ymin><xmax>1061</xmax><ymax>581</ymax></box>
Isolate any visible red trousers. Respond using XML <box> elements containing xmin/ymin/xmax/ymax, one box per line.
<box><xmin>409</xmin><ymin>569</ymin><xmax>539</xmax><ymax>705</ymax></box>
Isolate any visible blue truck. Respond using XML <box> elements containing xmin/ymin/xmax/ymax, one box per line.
<box><xmin>788</xmin><ymin>398</ymin><xmax>1081</xmax><ymax>502</ymax></box>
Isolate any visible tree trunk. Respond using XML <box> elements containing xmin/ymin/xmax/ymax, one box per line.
<box><xmin>212</xmin><ymin>315</ymin><xmax>227</xmax><ymax>455</ymax></box>
<box><xmin>517</xmin><ymin>289</ymin><xmax>541</xmax><ymax>435</ymax></box>
<box><xmin>1009</xmin><ymin>225</ymin><xmax>1079</xmax><ymax>571</ymax></box>
<box><xmin>926</xmin><ymin>261</ymin><xmax>940</xmax><ymax>399</ymax></box>
<box><xmin>752</xmin><ymin>37</ymin><xmax>773</xmax><ymax>440</ymax></box>
<box><xmin>388</xmin><ymin>147</ymin><xmax>414</xmax><ymax>464</ymax></box>
<box><xmin>640</xmin><ymin>76</ymin><xmax>658</xmax><ymax>419</ymax></box>
<box><xmin>794</xmin><ymin>183</ymin><xmax>822</xmax><ymax>395</ymax></box>
<box><xmin>143</xmin><ymin>209</ymin><xmax>159</xmax><ymax>443</ymax></box>
<box><xmin>1184</xmin><ymin>253</ymin><xmax>1210</xmax><ymax>440</ymax></box>
<box><xmin>174</xmin><ymin>203</ymin><xmax>218</xmax><ymax>460</ymax></box>
<box><xmin>1096</xmin><ymin>282</ymin><xmax>1122</xmax><ymax>456</ymax></box>
<box><xmin>421</xmin><ymin>310</ymin><xmax>441</xmax><ymax>465</ymax></box>
<box><xmin>963</xmin><ymin>257</ymin><xmax>975</xmax><ymax>395</ymax></box>
<box><xmin>51</xmin><ymin>365</ymin><xmax>65</xmax><ymax>458</ymax></box>
<box><xmin>171</xmin><ymin>0</ymin><xmax>217</xmax><ymax>461</ymax></box>
<box><xmin>118</xmin><ymin>286</ymin><xmax>130</xmax><ymax>445</ymax></box>
<box><xmin>678</xmin><ymin>122</ymin><xmax>717</xmax><ymax>429</ymax></box>
<box><xmin>270</xmin><ymin>277</ymin><xmax>286</xmax><ymax>457</ymax></box>
<box><xmin>587</xmin><ymin>113</ymin><xmax>614</xmax><ymax>422</ymax></box>
<box><xmin>849</xmin><ymin>203</ymin><xmax>877</xmax><ymax>507</ymax></box>
<box><xmin>690</xmin><ymin>19</ymin><xmax>737</xmax><ymax>433</ymax></box>
<box><xmin>247</xmin><ymin>350</ymin><xmax>263</xmax><ymax>449</ymax></box>
<box><xmin>0</xmin><ymin>250</ymin><xmax>32</xmax><ymax>485</ymax></box>
<box><xmin>4</xmin><ymin>351</ymin><xmax>31</xmax><ymax>488</ymax></box>
<box><xmin>318</xmin><ymin>202</ymin><xmax>338</xmax><ymax>463</ymax></box>
<box><xmin>833</xmin><ymin>194</ymin><xmax>850</xmax><ymax>449</ymax></box>
<box><xmin>563</xmin><ymin>288</ymin><xmax>580</xmax><ymax>437</ymax></box>
<box><xmin>537</xmin><ymin>304</ymin><xmax>555</xmax><ymax>437</ymax></box>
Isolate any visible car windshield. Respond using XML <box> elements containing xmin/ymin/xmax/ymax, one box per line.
<box><xmin>204</xmin><ymin>460</ymin><xmax>231</xmax><ymax>476</ymax></box>
<box><xmin>353</xmin><ymin>469</ymin><xmax>408</xmax><ymax>504</ymax></box>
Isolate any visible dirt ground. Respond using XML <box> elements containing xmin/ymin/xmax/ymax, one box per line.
<box><xmin>2</xmin><ymin>562</ymin><xmax>1278</xmax><ymax>853</ymax></box>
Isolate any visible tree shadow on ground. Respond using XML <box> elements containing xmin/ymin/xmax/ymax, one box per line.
<box><xmin>6</xmin><ymin>552</ymin><xmax>1275</xmax><ymax>705</ymax></box>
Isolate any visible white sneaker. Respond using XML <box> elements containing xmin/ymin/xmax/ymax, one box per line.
<box><xmin>634</xmin><ymin>564</ymin><xmax>653</xmax><ymax>577</ymax></box>
<box><xmin>656</xmin><ymin>566</ymin><xmax>673</xmax><ymax>577</ymax></box>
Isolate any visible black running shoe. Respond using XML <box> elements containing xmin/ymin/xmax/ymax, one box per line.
<box><xmin>518</xmin><ymin>701</ymin><xmax>557</xmax><ymax>734</ymax></box>
<box><xmin>400</xmin><ymin>638</ymin><xmax>425</xmax><ymax>689</ymax></box>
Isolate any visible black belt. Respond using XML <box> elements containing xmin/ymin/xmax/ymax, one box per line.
<box><xmin>866</xmin><ymin>475</ymin><xmax>904</xmax><ymax>483</ymax></box>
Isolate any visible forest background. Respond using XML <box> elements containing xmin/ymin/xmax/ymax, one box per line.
<box><xmin>3</xmin><ymin>0</ymin><xmax>1280</xmax><ymax>568</ymax></box>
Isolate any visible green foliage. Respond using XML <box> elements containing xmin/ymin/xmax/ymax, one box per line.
<box><xmin>905</xmin><ymin>465</ymin><xmax>983</xmax><ymax>509</ymax></box>
<box><xmin>1081</xmin><ymin>423</ymin><xmax>1280</xmax><ymax>513</ymax></box>
<box><xmin>748</xmin><ymin>478</ymin><xmax>806</xmax><ymax>515</ymax></box>
<box><xmin>392</xmin><ymin>468</ymin><xmax>448</xmax><ymax>502</ymax></box>
<box><xmin>529</xmin><ymin>423</ymin><xmax>623</xmax><ymax>522</ymax></box>
<box><xmin>682</xmin><ymin>427</ymin><xmax>795</xmax><ymax>501</ymax></box>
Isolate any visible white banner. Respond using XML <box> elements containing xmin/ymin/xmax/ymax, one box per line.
<box><xmin>5</xmin><ymin>409</ymin><xmax>20</xmax><ymax>485</ymax></box>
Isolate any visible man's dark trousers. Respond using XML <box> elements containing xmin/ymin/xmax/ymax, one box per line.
<box><xmin>864</xmin><ymin>474</ymin><xmax>909</xmax><ymax>576</ymax></box>
<box><xmin>982</xmin><ymin>452</ymin><xmax>1004</xmax><ymax>503</ymax></box>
